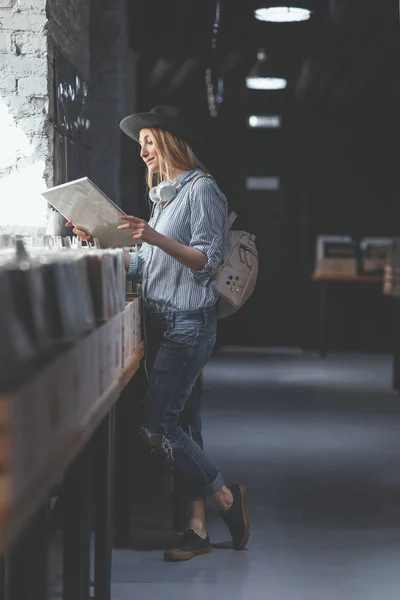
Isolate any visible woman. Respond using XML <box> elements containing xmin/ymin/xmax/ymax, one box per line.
<box><xmin>70</xmin><ymin>106</ymin><xmax>249</xmax><ymax>562</ymax></box>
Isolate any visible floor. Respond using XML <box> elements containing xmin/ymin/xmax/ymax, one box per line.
<box><xmin>111</xmin><ymin>349</ymin><xmax>400</xmax><ymax>600</ymax></box>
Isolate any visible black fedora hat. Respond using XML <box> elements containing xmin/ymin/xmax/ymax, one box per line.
<box><xmin>119</xmin><ymin>105</ymin><xmax>200</xmax><ymax>149</ymax></box>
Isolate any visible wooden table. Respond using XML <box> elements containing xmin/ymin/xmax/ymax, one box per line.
<box><xmin>0</xmin><ymin>307</ymin><xmax>144</xmax><ymax>600</ymax></box>
<box><xmin>312</xmin><ymin>273</ymin><xmax>383</xmax><ymax>357</ymax></box>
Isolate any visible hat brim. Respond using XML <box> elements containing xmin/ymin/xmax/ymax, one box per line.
<box><xmin>119</xmin><ymin>112</ymin><xmax>199</xmax><ymax>148</ymax></box>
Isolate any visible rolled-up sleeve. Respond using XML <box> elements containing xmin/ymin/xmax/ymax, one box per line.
<box><xmin>127</xmin><ymin>246</ymin><xmax>144</xmax><ymax>283</ymax></box>
<box><xmin>189</xmin><ymin>178</ymin><xmax>228</xmax><ymax>285</ymax></box>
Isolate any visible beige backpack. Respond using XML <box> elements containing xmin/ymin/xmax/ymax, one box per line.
<box><xmin>190</xmin><ymin>175</ymin><xmax>258</xmax><ymax>319</ymax></box>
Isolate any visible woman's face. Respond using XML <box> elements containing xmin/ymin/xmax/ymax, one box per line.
<box><xmin>139</xmin><ymin>129</ymin><xmax>159</xmax><ymax>173</ymax></box>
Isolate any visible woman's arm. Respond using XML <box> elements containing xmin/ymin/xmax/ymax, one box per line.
<box><xmin>187</xmin><ymin>177</ymin><xmax>228</xmax><ymax>284</ymax></box>
<box><xmin>117</xmin><ymin>216</ymin><xmax>207</xmax><ymax>271</ymax></box>
<box><xmin>155</xmin><ymin>235</ymin><xmax>207</xmax><ymax>270</ymax></box>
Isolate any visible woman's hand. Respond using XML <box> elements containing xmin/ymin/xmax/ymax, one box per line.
<box><xmin>117</xmin><ymin>216</ymin><xmax>162</xmax><ymax>246</ymax></box>
<box><xmin>66</xmin><ymin>221</ymin><xmax>93</xmax><ymax>242</ymax></box>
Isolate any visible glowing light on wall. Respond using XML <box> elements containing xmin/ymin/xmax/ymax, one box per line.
<box><xmin>246</xmin><ymin>176</ymin><xmax>280</xmax><ymax>190</ymax></box>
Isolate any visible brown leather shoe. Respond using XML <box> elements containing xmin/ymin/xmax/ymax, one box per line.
<box><xmin>164</xmin><ymin>529</ymin><xmax>211</xmax><ymax>562</ymax></box>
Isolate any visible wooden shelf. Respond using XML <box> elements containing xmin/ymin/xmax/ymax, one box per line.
<box><xmin>312</xmin><ymin>273</ymin><xmax>383</xmax><ymax>283</ymax></box>
<box><xmin>0</xmin><ymin>340</ymin><xmax>145</xmax><ymax>553</ymax></box>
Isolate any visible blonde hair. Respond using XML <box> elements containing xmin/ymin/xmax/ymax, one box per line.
<box><xmin>141</xmin><ymin>128</ymin><xmax>208</xmax><ymax>189</ymax></box>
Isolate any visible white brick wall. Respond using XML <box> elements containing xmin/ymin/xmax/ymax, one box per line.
<box><xmin>0</xmin><ymin>0</ymin><xmax>52</xmax><ymax>228</ymax></box>
<box><xmin>8</xmin><ymin>96</ymin><xmax>48</xmax><ymax>119</ymax></box>
<box><xmin>17</xmin><ymin>75</ymin><xmax>48</xmax><ymax>96</ymax></box>
<box><xmin>2</xmin><ymin>55</ymin><xmax>47</xmax><ymax>78</ymax></box>
<box><xmin>0</xmin><ymin>31</ymin><xmax>12</xmax><ymax>52</ymax></box>
<box><xmin>0</xmin><ymin>12</ymin><xmax>46</xmax><ymax>31</ymax></box>
<box><xmin>0</xmin><ymin>74</ymin><xmax>16</xmax><ymax>92</ymax></box>
<box><xmin>12</xmin><ymin>31</ymin><xmax>47</xmax><ymax>57</ymax></box>
<box><xmin>0</xmin><ymin>0</ymin><xmax>16</xmax><ymax>7</ymax></box>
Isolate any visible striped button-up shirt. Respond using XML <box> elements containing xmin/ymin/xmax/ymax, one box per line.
<box><xmin>127</xmin><ymin>169</ymin><xmax>228</xmax><ymax>312</ymax></box>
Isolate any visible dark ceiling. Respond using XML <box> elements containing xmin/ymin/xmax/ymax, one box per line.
<box><xmin>127</xmin><ymin>1</ymin><xmax>399</xmax><ymax>349</ymax></box>
<box><xmin>130</xmin><ymin>0</ymin><xmax>400</xmax><ymax>121</ymax></box>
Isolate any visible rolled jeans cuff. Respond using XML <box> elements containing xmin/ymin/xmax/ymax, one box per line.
<box><xmin>204</xmin><ymin>471</ymin><xmax>224</xmax><ymax>497</ymax></box>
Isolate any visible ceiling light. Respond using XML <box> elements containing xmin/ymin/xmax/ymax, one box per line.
<box><xmin>246</xmin><ymin>49</ymin><xmax>288</xmax><ymax>90</ymax></box>
<box><xmin>246</xmin><ymin>77</ymin><xmax>287</xmax><ymax>90</ymax></box>
<box><xmin>248</xmin><ymin>115</ymin><xmax>282</xmax><ymax>128</ymax></box>
<box><xmin>255</xmin><ymin>7</ymin><xmax>312</xmax><ymax>22</ymax></box>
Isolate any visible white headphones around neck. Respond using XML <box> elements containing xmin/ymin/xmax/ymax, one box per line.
<box><xmin>148</xmin><ymin>170</ymin><xmax>193</xmax><ymax>205</ymax></box>
<box><xmin>149</xmin><ymin>181</ymin><xmax>177</xmax><ymax>204</ymax></box>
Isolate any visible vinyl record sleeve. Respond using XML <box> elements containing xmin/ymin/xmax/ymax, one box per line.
<box><xmin>41</xmin><ymin>177</ymin><xmax>135</xmax><ymax>248</ymax></box>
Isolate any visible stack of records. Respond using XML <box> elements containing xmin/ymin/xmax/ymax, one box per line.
<box><xmin>0</xmin><ymin>237</ymin><xmax>127</xmax><ymax>391</ymax></box>
<box><xmin>360</xmin><ymin>237</ymin><xmax>392</xmax><ymax>277</ymax></box>
<box><xmin>314</xmin><ymin>235</ymin><xmax>357</xmax><ymax>277</ymax></box>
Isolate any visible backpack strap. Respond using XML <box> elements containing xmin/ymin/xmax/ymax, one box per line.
<box><xmin>189</xmin><ymin>174</ymin><xmax>237</xmax><ymax>231</ymax></box>
<box><xmin>227</xmin><ymin>211</ymin><xmax>237</xmax><ymax>231</ymax></box>
<box><xmin>188</xmin><ymin>173</ymin><xmax>212</xmax><ymax>198</ymax></box>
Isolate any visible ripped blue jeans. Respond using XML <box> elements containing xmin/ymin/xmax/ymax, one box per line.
<box><xmin>142</xmin><ymin>306</ymin><xmax>224</xmax><ymax>500</ymax></box>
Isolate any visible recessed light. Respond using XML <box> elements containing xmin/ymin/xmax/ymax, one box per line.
<box><xmin>246</xmin><ymin>77</ymin><xmax>287</xmax><ymax>90</ymax></box>
<box><xmin>248</xmin><ymin>115</ymin><xmax>282</xmax><ymax>128</ymax></box>
<box><xmin>255</xmin><ymin>7</ymin><xmax>312</xmax><ymax>23</ymax></box>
